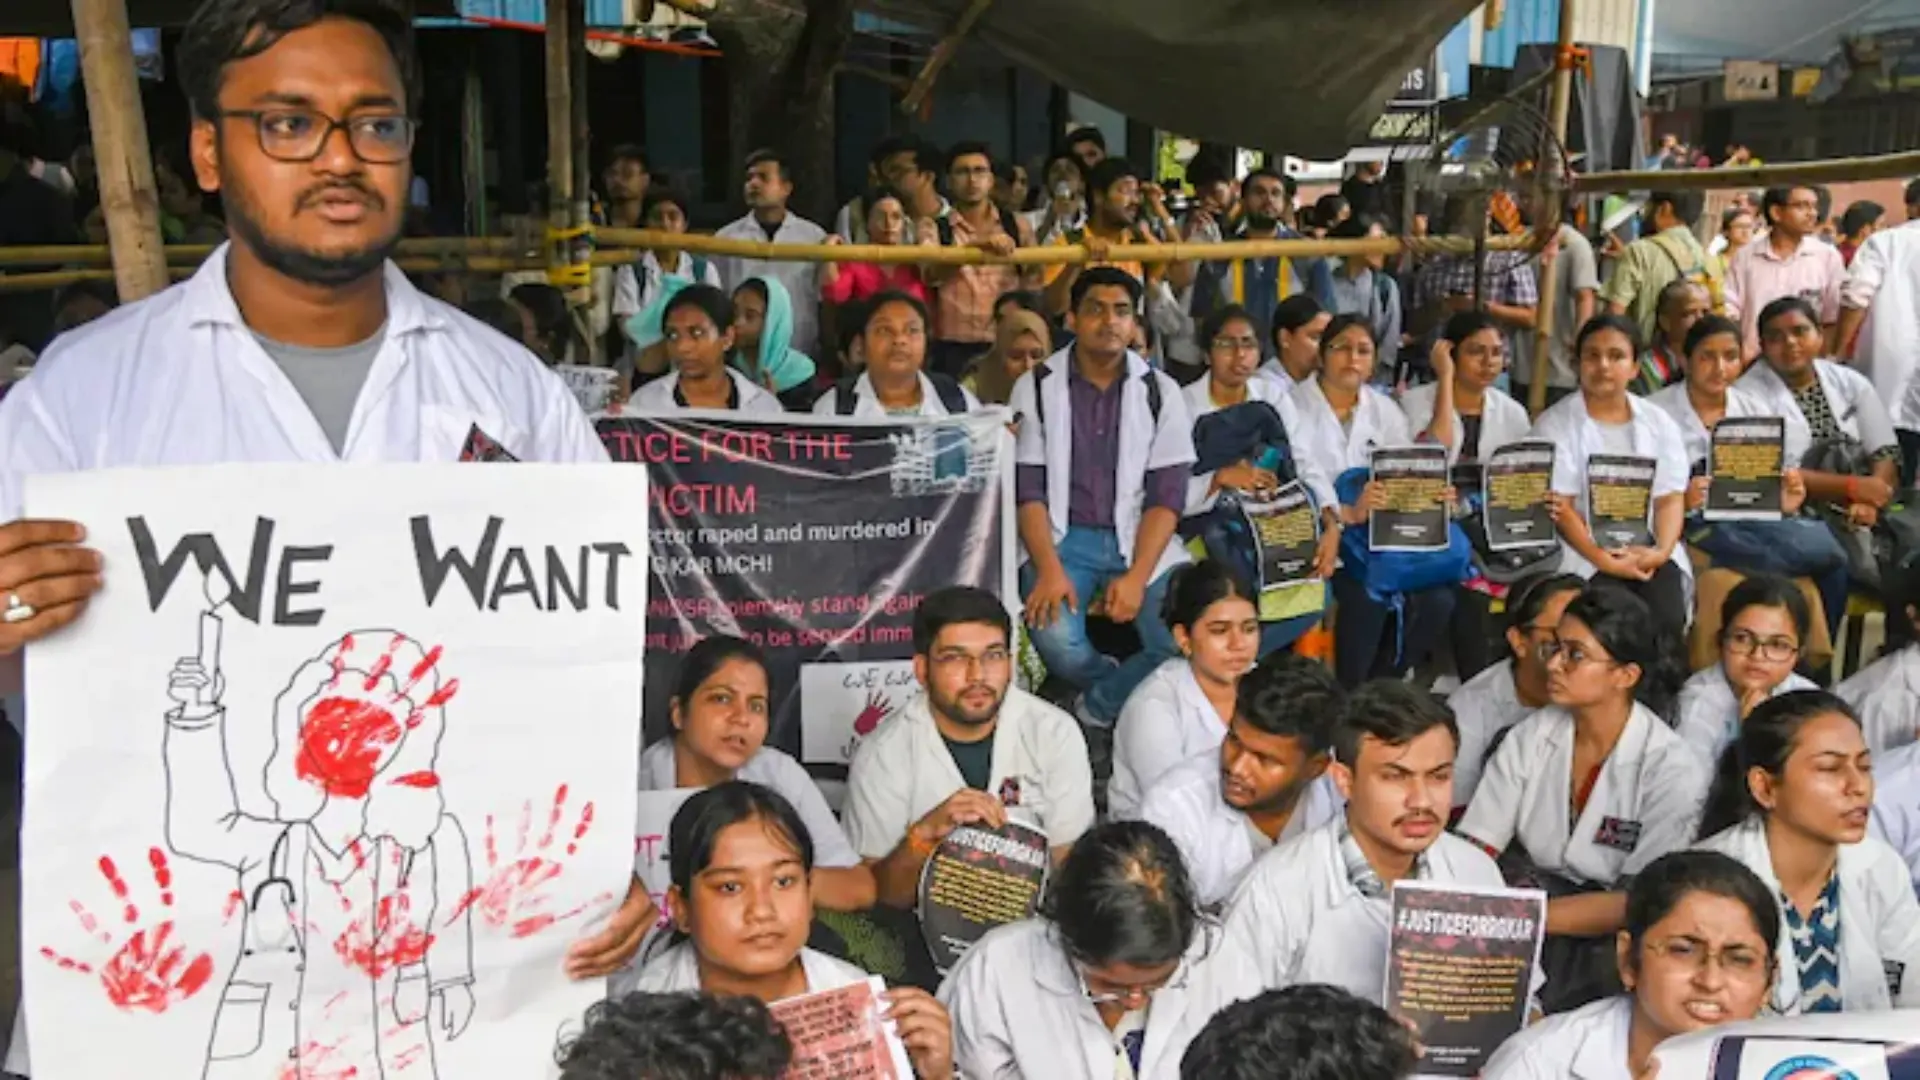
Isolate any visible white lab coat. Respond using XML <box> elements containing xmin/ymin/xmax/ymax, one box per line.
<box><xmin>808</xmin><ymin>371</ymin><xmax>981</xmax><ymax>418</ymax></box>
<box><xmin>1842</xmin><ymin>220</ymin><xmax>1920</xmax><ymax>429</ymax></box>
<box><xmin>1288</xmin><ymin>376</ymin><xmax>1415</xmax><ymax>482</ymax></box>
<box><xmin>939</xmin><ymin>919</ymin><xmax>1217</xmax><ymax>1080</ymax></box>
<box><xmin>610</xmin><ymin>250</ymin><xmax>724</xmax><ymax>324</ymax></box>
<box><xmin>1739</xmin><ymin>357</ymin><xmax>1900</xmax><ymax>460</ymax></box>
<box><xmin>1445</xmin><ymin>659</ymin><xmax>1537</xmax><ymax>812</ymax></box>
<box><xmin>1397</xmin><ymin>381</ymin><xmax>1532</xmax><ymax>465</ymax></box>
<box><xmin>1009</xmin><ymin>349</ymin><xmax>1197</xmax><ymax>583</ymax></box>
<box><xmin>1528</xmin><ymin>390</ymin><xmax>1693</xmax><ymax>583</ymax></box>
<box><xmin>1197</xmin><ymin>821</ymin><xmax>1508</xmax><ymax>1010</ymax></box>
<box><xmin>637</xmin><ymin>739</ymin><xmax>857</xmax><ymax>869</ymax></box>
<box><xmin>843</xmin><ymin>688</ymin><xmax>1095</xmax><ymax>860</ymax></box>
<box><xmin>625</xmin><ymin>942</ymin><xmax>870</xmax><ymax>996</ymax></box>
<box><xmin>1869</xmin><ymin>740</ymin><xmax>1920</xmax><ymax>895</ymax></box>
<box><xmin>1695</xmin><ymin>817</ymin><xmax>1920</xmax><ymax>1012</ymax></box>
<box><xmin>1180</xmin><ymin>374</ymin><xmax>1331</xmax><ymax>515</ymax></box>
<box><xmin>1138</xmin><ymin>750</ymin><xmax>1342</xmax><ymax>908</ymax></box>
<box><xmin>1459</xmin><ymin>703</ymin><xmax>1709</xmax><ymax>887</ymax></box>
<box><xmin>0</xmin><ymin>247</ymin><xmax>607</xmax><ymax>525</ymax></box>
<box><xmin>1646</xmin><ymin>381</ymin><xmax>1809</xmax><ymax>471</ymax></box>
<box><xmin>1254</xmin><ymin>361</ymin><xmax>1298</xmax><ymax>400</ymax></box>
<box><xmin>631</xmin><ymin>368</ymin><xmax>784</xmax><ymax>415</ymax></box>
<box><xmin>714</xmin><ymin>212</ymin><xmax>828</xmax><ymax>357</ymax></box>
<box><xmin>1673</xmin><ymin>664</ymin><xmax>1819</xmax><ymax>772</ymax></box>
<box><xmin>1481</xmin><ymin>995</ymin><xmax>1633</xmax><ymax>1080</ymax></box>
<box><xmin>1835</xmin><ymin>645</ymin><xmax>1920</xmax><ymax>753</ymax></box>
<box><xmin>1110</xmin><ymin>660</ymin><xmax>1229</xmax><ymax>820</ymax></box>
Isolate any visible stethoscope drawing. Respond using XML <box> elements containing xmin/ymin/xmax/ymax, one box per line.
<box><xmin>241</xmin><ymin>828</ymin><xmax>420</xmax><ymax>955</ymax></box>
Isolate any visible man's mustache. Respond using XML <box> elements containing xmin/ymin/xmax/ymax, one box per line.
<box><xmin>297</xmin><ymin>182</ymin><xmax>385</xmax><ymax>211</ymax></box>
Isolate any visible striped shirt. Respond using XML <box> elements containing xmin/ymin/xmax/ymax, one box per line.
<box><xmin>1782</xmin><ymin>873</ymin><xmax>1844</xmax><ymax>1013</ymax></box>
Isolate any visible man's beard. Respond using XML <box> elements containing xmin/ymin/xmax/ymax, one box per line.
<box><xmin>224</xmin><ymin>176</ymin><xmax>399</xmax><ymax>288</ymax></box>
<box><xmin>1244</xmin><ymin>212</ymin><xmax>1278</xmax><ymax>232</ymax></box>
<box><xmin>1235</xmin><ymin>774</ymin><xmax>1310</xmax><ymax>817</ymax></box>
<box><xmin>930</xmin><ymin>682</ymin><xmax>1005</xmax><ymax>728</ymax></box>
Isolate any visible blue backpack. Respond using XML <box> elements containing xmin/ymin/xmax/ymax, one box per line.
<box><xmin>1333</xmin><ymin>466</ymin><xmax>1474</xmax><ymax>598</ymax></box>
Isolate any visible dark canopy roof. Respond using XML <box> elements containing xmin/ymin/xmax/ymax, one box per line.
<box><xmin>7</xmin><ymin>0</ymin><xmax>455</xmax><ymax>36</ymax></box>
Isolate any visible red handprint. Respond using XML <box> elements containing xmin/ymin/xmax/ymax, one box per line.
<box><xmin>449</xmin><ymin>784</ymin><xmax>606</xmax><ymax>938</ymax></box>
<box><xmin>333</xmin><ymin>893</ymin><xmax>435</xmax><ymax>980</ymax></box>
<box><xmin>278</xmin><ymin>1036</ymin><xmax>357</xmax><ymax>1080</ymax></box>
<box><xmin>852</xmin><ymin>689</ymin><xmax>896</xmax><ymax>737</ymax></box>
<box><xmin>40</xmin><ymin>848</ymin><xmax>216</xmax><ymax>1014</ymax></box>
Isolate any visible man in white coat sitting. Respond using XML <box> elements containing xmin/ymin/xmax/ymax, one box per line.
<box><xmin>1140</xmin><ymin>654</ymin><xmax>1345</xmax><ymax>908</ymax></box>
<box><xmin>1198</xmin><ymin>681</ymin><xmax>1514</xmax><ymax>1009</ymax></box>
<box><xmin>0</xmin><ymin>1</ymin><xmax>651</xmax><ymax>1070</ymax></box>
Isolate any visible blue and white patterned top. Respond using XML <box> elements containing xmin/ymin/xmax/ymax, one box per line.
<box><xmin>1782</xmin><ymin>874</ymin><xmax>1844</xmax><ymax>1013</ymax></box>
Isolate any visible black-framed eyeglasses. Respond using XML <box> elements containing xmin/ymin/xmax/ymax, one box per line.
<box><xmin>218</xmin><ymin>108</ymin><xmax>417</xmax><ymax>164</ymax></box>
<box><xmin>1537</xmin><ymin>638</ymin><xmax>1619</xmax><ymax>669</ymax></box>
<box><xmin>1723</xmin><ymin>628</ymin><xmax>1799</xmax><ymax>662</ymax></box>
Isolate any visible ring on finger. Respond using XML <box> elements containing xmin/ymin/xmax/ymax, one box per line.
<box><xmin>2</xmin><ymin>592</ymin><xmax>34</xmax><ymax>625</ymax></box>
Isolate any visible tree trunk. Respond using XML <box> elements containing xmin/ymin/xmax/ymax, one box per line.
<box><xmin>706</xmin><ymin>0</ymin><xmax>856</xmax><ymax>225</ymax></box>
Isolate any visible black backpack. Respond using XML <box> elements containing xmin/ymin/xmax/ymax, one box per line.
<box><xmin>834</xmin><ymin>372</ymin><xmax>970</xmax><ymax>415</ymax></box>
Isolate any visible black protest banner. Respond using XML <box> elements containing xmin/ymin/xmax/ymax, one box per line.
<box><xmin>917</xmin><ymin>820</ymin><xmax>1050</xmax><ymax>975</ymax></box>
<box><xmin>597</xmin><ymin>411</ymin><xmax>1015</xmax><ymax>773</ymax></box>
<box><xmin>1388</xmin><ymin>881</ymin><xmax>1546</xmax><ymax>1078</ymax></box>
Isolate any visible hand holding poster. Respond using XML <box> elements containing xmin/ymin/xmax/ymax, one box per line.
<box><xmin>1242</xmin><ymin>481</ymin><xmax>1320</xmax><ymax>591</ymax></box>
<box><xmin>634</xmin><ymin>787</ymin><xmax>698</xmax><ymax>930</ymax></box>
<box><xmin>21</xmin><ymin>464</ymin><xmax>647</xmax><ymax>1080</ymax></box>
<box><xmin>1707</xmin><ymin>416</ymin><xmax>1786</xmax><ymax>522</ymax></box>
<box><xmin>1482</xmin><ymin>442</ymin><xmax>1558</xmax><ymax>552</ymax></box>
<box><xmin>1586</xmin><ymin>454</ymin><xmax>1658</xmax><ymax>549</ymax></box>
<box><xmin>1370</xmin><ymin>445</ymin><xmax>1451</xmax><ymax>552</ymax></box>
<box><xmin>768</xmin><ymin>976</ymin><xmax>915</xmax><ymax>1080</ymax></box>
<box><xmin>1386</xmin><ymin>881</ymin><xmax>1546</xmax><ymax>1079</ymax></box>
<box><xmin>917</xmin><ymin>821</ymin><xmax>1050</xmax><ymax>974</ymax></box>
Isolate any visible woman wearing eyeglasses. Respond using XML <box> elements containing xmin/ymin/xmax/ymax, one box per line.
<box><xmin>1459</xmin><ymin>584</ymin><xmax>1706</xmax><ymax>1012</ymax></box>
<box><xmin>939</xmin><ymin>821</ymin><xmax>1215</xmax><ymax>1080</ymax></box>
<box><xmin>1482</xmin><ymin>851</ymin><xmax>1778</xmax><ymax>1080</ymax></box>
<box><xmin>1674</xmin><ymin>576</ymin><xmax>1817</xmax><ymax>771</ymax></box>
<box><xmin>1694</xmin><ymin>691</ymin><xmax>1920</xmax><ymax>1012</ymax></box>
<box><xmin>1738</xmin><ymin>297</ymin><xmax>1901</xmax><ymax>533</ymax></box>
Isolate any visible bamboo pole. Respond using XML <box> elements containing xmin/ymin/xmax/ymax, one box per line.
<box><xmin>70</xmin><ymin>0</ymin><xmax>168</xmax><ymax>301</ymax></box>
<box><xmin>902</xmin><ymin>0</ymin><xmax>995</xmax><ymax>115</ymax></box>
<box><xmin>1573</xmin><ymin>150</ymin><xmax>1920</xmax><ymax>193</ymax></box>
<box><xmin>1529</xmin><ymin>0</ymin><xmax>1579</xmax><ymax>417</ymax></box>
<box><xmin>544</xmin><ymin>0</ymin><xmax>577</xmax><ymax>291</ymax></box>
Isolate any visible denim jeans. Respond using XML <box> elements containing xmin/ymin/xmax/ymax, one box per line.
<box><xmin>1020</xmin><ymin>526</ymin><xmax>1178</xmax><ymax>727</ymax></box>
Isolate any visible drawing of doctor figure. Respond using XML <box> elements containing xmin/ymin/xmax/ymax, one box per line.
<box><xmin>165</xmin><ymin>627</ymin><xmax>476</xmax><ymax>1079</ymax></box>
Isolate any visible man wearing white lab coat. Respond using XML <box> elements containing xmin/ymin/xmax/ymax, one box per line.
<box><xmin>1199</xmin><ymin>681</ymin><xmax>1513</xmax><ymax>1010</ymax></box>
<box><xmin>713</xmin><ymin>149</ymin><xmax>827</xmax><ymax>359</ymax></box>
<box><xmin>1011</xmin><ymin>267</ymin><xmax>1196</xmax><ymax>727</ymax></box>
<box><xmin>1139</xmin><ymin>656</ymin><xmax>1346</xmax><ymax>908</ymax></box>
<box><xmin>0</xmin><ymin>4</ymin><xmax>648</xmax><ymax>1071</ymax></box>
<box><xmin>845</xmin><ymin>587</ymin><xmax>1095</xmax><ymax>908</ymax></box>
<box><xmin>1836</xmin><ymin>182</ymin><xmax>1920</xmax><ymax>478</ymax></box>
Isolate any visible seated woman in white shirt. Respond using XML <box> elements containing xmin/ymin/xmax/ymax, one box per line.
<box><xmin>1402</xmin><ymin>311</ymin><xmax>1534</xmax><ymax>680</ymax></box>
<box><xmin>1446</xmin><ymin>571</ymin><xmax>1586</xmax><ymax>816</ymax></box>
<box><xmin>1459</xmin><ymin>584</ymin><xmax>1707</xmax><ymax>1012</ymax></box>
<box><xmin>1693</xmin><ymin>690</ymin><xmax>1920</xmax><ymax>1012</ymax></box>
<box><xmin>1533</xmin><ymin>315</ymin><xmax>1692</xmax><ymax>638</ymax></box>
<box><xmin>1110</xmin><ymin>561</ymin><xmax>1258</xmax><ymax>820</ymax></box>
<box><xmin>641</xmin><ymin>635</ymin><xmax>874</xmax><ymax>914</ymax></box>
<box><xmin>1482</xmin><ymin>850</ymin><xmax>1777</xmax><ymax>1080</ymax></box>
<box><xmin>1674</xmin><ymin>576</ymin><xmax>1818</xmax><ymax>771</ymax></box>
<box><xmin>940</xmin><ymin>821</ymin><xmax>1217</xmax><ymax>1080</ymax></box>
<box><xmin>624</xmin><ymin>781</ymin><xmax>956</xmax><ymax>1078</ymax></box>
<box><xmin>630</xmin><ymin>285</ymin><xmax>785</xmax><ymax>414</ymax></box>
<box><xmin>1837</xmin><ymin>569</ymin><xmax>1920</xmax><ymax>753</ymax></box>
<box><xmin>1257</xmin><ymin>294</ymin><xmax>1329</xmax><ymax>396</ymax></box>
<box><xmin>1292</xmin><ymin>315</ymin><xmax>1456</xmax><ymax>689</ymax></box>
<box><xmin>1741</xmin><ymin>296</ymin><xmax>1901</xmax><ymax>540</ymax></box>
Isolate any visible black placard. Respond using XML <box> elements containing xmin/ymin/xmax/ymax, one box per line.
<box><xmin>1706</xmin><ymin>416</ymin><xmax>1785</xmax><ymax>522</ymax></box>
<box><xmin>1370</xmin><ymin>445</ymin><xmax>1450</xmax><ymax>552</ymax></box>
<box><xmin>916</xmin><ymin>821</ymin><xmax>1050</xmax><ymax>975</ymax></box>
<box><xmin>1586</xmin><ymin>454</ymin><xmax>1656</xmax><ymax>549</ymax></box>
<box><xmin>1482</xmin><ymin>441</ymin><xmax>1557</xmax><ymax>552</ymax></box>
<box><xmin>1243</xmin><ymin>481</ymin><xmax>1320</xmax><ymax>591</ymax></box>
<box><xmin>1387</xmin><ymin>882</ymin><xmax>1547</xmax><ymax>1079</ymax></box>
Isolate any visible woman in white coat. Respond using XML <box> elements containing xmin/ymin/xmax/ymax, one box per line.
<box><xmin>1446</xmin><ymin>571</ymin><xmax>1585</xmax><ymax>816</ymax></box>
<box><xmin>627</xmin><ymin>284</ymin><xmax>784</xmax><ymax>414</ymax></box>
<box><xmin>940</xmin><ymin>821</ymin><xmax>1217</xmax><ymax>1080</ymax></box>
<box><xmin>1110</xmin><ymin>562</ymin><xmax>1259</xmax><ymax>820</ymax></box>
<box><xmin>1256</xmin><ymin>294</ymin><xmax>1330</xmax><ymax>396</ymax></box>
<box><xmin>1693</xmin><ymin>691</ymin><xmax>1920</xmax><ymax>1012</ymax></box>
<box><xmin>1870</xmin><ymin>740</ymin><xmax>1920</xmax><ymax>895</ymax></box>
<box><xmin>1459</xmin><ymin>584</ymin><xmax>1708</xmax><ymax>1012</ymax></box>
<box><xmin>1674</xmin><ymin>576</ymin><xmax>1818</xmax><ymax>771</ymax></box>
<box><xmin>1291</xmin><ymin>315</ymin><xmax>1456</xmax><ymax>688</ymax></box>
<box><xmin>1836</xmin><ymin>573</ymin><xmax>1920</xmax><ymax>753</ymax></box>
<box><xmin>1483</xmin><ymin>850</ymin><xmax>1779</xmax><ymax>1080</ymax></box>
<box><xmin>1531</xmin><ymin>315</ymin><xmax>1693</xmax><ymax>638</ymax></box>
<box><xmin>640</xmin><ymin>636</ymin><xmax>874</xmax><ymax>912</ymax></box>
<box><xmin>1402</xmin><ymin>311</ymin><xmax>1535</xmax><ymax>680</ymax></box>
<box><xmin>626</xmin><ymin>782</ymin><xmax>957</xmax><ymax>1078</ymax></box>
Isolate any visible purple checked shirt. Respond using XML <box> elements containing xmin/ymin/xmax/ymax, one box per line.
<box><xmin>1014</xmin><ymin>363</ymin><xmax>1187</xmax><ymax>527</ymax></box>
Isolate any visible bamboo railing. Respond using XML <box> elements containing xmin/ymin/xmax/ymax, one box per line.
<box><xmin>1573</xmin><ymin>149</ymin><xmax>1920</xmax><ymax>194</ymax></box>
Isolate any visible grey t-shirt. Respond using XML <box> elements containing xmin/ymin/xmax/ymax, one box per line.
<box><xmin>254</xmin><ymin>324</ymin><xmax>387</xmax><ymax>453</ymax></box>
<box><xmin>1517</xmin><ymin>224</ymin><xmax>1601</xmax><ymax>390</ymax></box>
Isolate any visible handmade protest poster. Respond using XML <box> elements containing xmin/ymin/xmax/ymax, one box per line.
<box><xmin>1370</xmin><ymin>445</ymin><xmax>1450</xmax><ymax>552</ymax></box>
<box><xmin>768</xmin><ymin>976</ymin><xmax>913</xmax><ymax>1080</ymax></box>
<box><xmin>917</xmin><ymin>821</ymin><xmax>1050</xmax><ymax>974</ymax></box>
<box><xmin>22</xmin><ymin>463</ymin><xmax>646</xmax><ymax>1080</ymax></box>
<box><xmin>1386</xmin><ymin>881</ymin><xmax>1546</xmax><ymax>1079</ymax></box>
<box><xmin>634</xmin><ymin>787</ymin><xmax>698</xmax><ymax>930</ymax></box>
<box><xmin>1242</xmin><ymin>482</ymin><xmax>1319</xmax><ymax>592</ymax></box>
<box><xmin>596</xmin><ymin>411</ymin><xmax>1015</xmax><ymax>775</ymax></box>
<box><xmin>1707</xmin><ymin>416</ymin><xmax>1786</xmax><ymax>522</ymax></box>
<box><xmin>1586</xmin><ymin>454</ymin><xmax>1657</xmax><ymax>549</ymax></box>
<box><xmin>555</xmin><ymin>365</ymin><xmax>618</xmax><ymax>413</ymax></box>
<box><xmin>1482</xmin><ymin>442</ymin><xmax>1558</xmax><ymax>552</ymax></box>
<box><xmin>798</xmin><ymin>659</ymin><xmax>919</xmax><ymax>770</ymax></box>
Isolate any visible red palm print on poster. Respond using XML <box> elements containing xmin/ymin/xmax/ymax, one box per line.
<box><xmin>449</xmin><ymin>785</ymin><xmax>608</xmax><ymax>938</ymax></box>
<box><xmin>298</xmin><ymin>634</ymin><xmax>459</xmax><ymax>798</ymax></box>
<box><xmin>40</xmin><ymin>848</ymin><xmax>230</xmax><ymax>1013</ymax></box>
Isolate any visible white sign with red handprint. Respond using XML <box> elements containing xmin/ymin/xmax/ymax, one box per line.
<box><xmin>21</xmin><ymin>463</ymin><xmax>647</xmax><ymax>1080</ymax></box>
<box><xmin>798</xmin><ymin>660</ymin><xmax>919</xmax><ymax>768</ymax></box>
